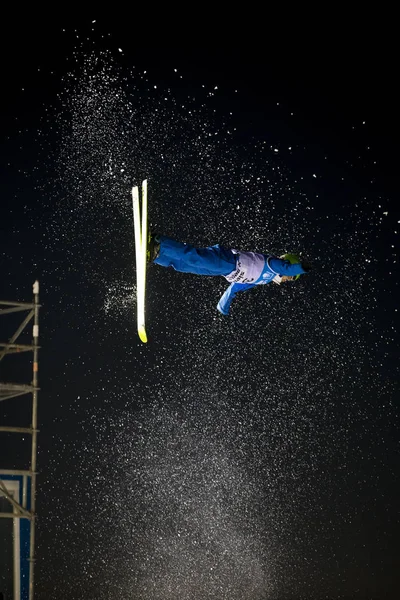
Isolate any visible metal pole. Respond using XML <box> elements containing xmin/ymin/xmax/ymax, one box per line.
<box><xmin>0</xmin><ymin>469</ymin><xmax>33</xmax><ymax>476</ymax></box>
<box><xmin>0</xmin><ymin>426</ymin><xmax>34</xmax><ymax>433</ymax></box>
<box><xmin>0</xmin><ymin>300</ymin><xmax>35</xmax><ymax>308</ymax></box>
<box><xmin>23</xmin><ymin>475</ymin><xmax>28</xmax><ymax>509</ymax></box>
<box><xmin>0</xmin><ymin>342</ymin><xmax>38</xmax><ymax>352</ymax></box>
<box><xmin>29</xmin><ymin>281</ymin><xmax>40</xmax><ymax>600</ymax></box>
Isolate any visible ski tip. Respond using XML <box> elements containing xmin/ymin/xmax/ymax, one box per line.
<box><xmin>138</xmin><ymin>327</ymin><xmax>148</xmax><ymax>344</ymax></box>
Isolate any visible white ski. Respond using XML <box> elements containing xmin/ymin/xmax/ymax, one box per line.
<box><xmin>132</xmin><ymin>180</ymin><xmax>148</xmax><ymax>343</ymax></box>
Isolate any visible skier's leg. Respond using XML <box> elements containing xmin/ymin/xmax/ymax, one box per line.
<box><xmin>154</xmin><ymin>236</ymin><xmax>236</xmax><ymax>276</ymax></box>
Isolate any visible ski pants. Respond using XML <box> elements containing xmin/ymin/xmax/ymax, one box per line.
<box><xmin>153</xmin><ymin>236</ymin><xmax>236</xmax><ymax>277</ymax></box>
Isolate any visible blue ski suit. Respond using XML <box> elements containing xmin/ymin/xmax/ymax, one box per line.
<box><xmin>154</xmin><ymin>236</ymin><xmax>306</xmax><ymax>314</ymax></box>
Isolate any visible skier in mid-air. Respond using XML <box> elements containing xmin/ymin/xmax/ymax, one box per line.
<box><xmin>148</xmin><ymin>234</ymin><xmax>311</xmax><ymax>315</ymax></box>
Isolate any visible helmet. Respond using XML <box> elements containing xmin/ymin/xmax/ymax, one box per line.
<box><xmin>280</xmin><ymin>253</ymin><xmax>302</xmax><ymax>280</ymax></box>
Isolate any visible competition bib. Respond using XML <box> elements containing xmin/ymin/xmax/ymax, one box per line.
<box><xmin>225</xmin><ymin>251</ymin><xmax>265</xmax><ymax>283</ymax></box>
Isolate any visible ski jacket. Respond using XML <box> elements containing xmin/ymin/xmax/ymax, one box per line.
<box><xmin>217</xmin><ymin>252</ymin><xmax>306</xmax><ymax>315</ymax></box>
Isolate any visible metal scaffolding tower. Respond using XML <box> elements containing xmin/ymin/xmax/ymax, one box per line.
<box><xmin>0</xmin><ymin>281</ymin><xmax>40</xmax><ymax>600</ymax></box>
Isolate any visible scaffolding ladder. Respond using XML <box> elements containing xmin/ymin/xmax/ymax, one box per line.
<box><xmin>0</xmin><ymin>281</ymin><xmax>40</xmax><ymax>600</ymax></box>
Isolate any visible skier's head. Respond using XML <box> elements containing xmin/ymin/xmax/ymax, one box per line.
<box><xmin>280</xmin><ymin>253</ymin><xmax>302</xmax><ymax>280</ymax></box>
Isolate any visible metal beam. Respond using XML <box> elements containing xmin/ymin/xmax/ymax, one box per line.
<box><xmin>0</xmin><ymin>426</ymin><xmax>35</xmax><ymax>434</ymax></box>
<box><xmin>0</xmin><ymin>512</ymin><xmax>33</xmax><ymax>519</ymax></box>
<box><xmin>0</xmin><ymin>383</ymin><xmax>38</xmax><ymax>403</ymax></box>
<box><xmin>0</xmin><ymin>383</ymin><xmax>37</xmax><ymax>392</ymax></box>
<box><xmin>0</xmin><ymin>308</ymin><xmax>34</xmax><ymax>361</ymax></box>
<box><xmin>0</xmin><ymin>300</ymin><xmax>36</xmax><ymax>307</ymax></box>
<box><xmin>0</xmin><ymin>342</ymin><xmax>39</xmax><ymax>353</ymax></box>
<box><xmin>0</xmin><ymin>469</ymin><xmax>33</xmax><ymax>476</ymax></box>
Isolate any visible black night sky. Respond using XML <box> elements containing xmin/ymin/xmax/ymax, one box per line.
<box><xmin>1</xmin><ymin>14</ymin><xmax>399</xmax><ymax>600</ymax></box>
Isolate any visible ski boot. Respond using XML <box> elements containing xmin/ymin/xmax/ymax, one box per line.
<box><xmin>147</xmin><ymin>232</ymin><xmax>160</xmax><ymax>262</ymax></box>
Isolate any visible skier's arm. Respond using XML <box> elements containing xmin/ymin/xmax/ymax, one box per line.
<box><xmin>217</xmin><ymin>282</ymin><xmax>254</xmax><ymax>315</ymax></box>
<box><xmin>268</xmin><ymin>257</ymin><xmax>308</xmax><ymax>276</ymax></box>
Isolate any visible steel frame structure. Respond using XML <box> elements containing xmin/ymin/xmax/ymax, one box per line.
<box><xmin>0</xmin><ymin>281</ymin><xmax>40</xmax><ymax>600</ymax></box>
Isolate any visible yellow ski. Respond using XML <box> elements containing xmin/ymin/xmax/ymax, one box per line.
<box><xmin>132</xmin><ymin>180</ymin><xmax>148</xmax><ymax>343</ymax></box>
